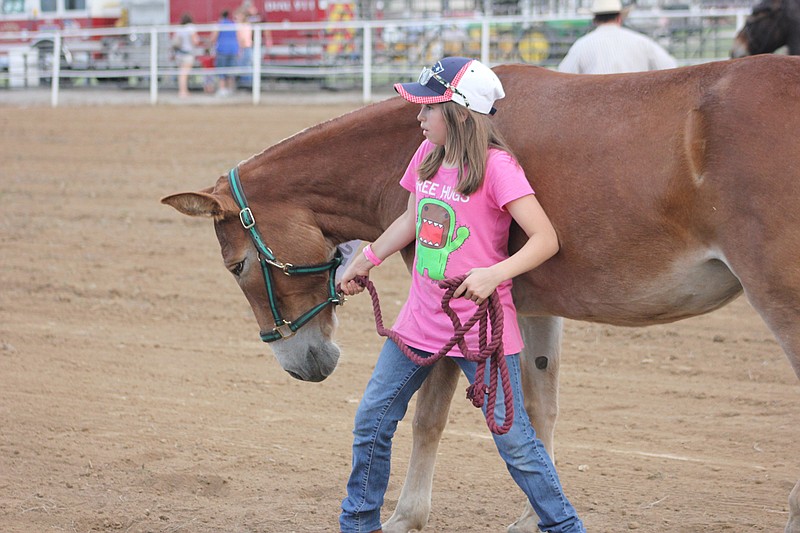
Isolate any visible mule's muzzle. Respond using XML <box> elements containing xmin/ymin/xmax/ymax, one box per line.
<box><xmin>271</xmin><ymin>335</ymin><xmax>340</xmax><ymax>383</ymax></box>
<box><xmin>282</xmin><ymin>362</ymin><xmax>333</xmax><ymax>383</ymax></box>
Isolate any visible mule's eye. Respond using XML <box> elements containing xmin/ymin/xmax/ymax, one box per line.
<box><xmin>230</xmin><ymin>261</ymin><xmax>245</xmax><ymax>277</ymax></box>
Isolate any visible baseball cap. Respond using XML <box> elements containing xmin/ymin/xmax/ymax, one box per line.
<box><xmin>591</xmin><ymin>0</ymin><xmax>622</xmax><ymax>14</ymax></box>
<box><xmin>394</xmin><ymin>57</ymin><xmax>505</xmax><ymax>115</ymax></box>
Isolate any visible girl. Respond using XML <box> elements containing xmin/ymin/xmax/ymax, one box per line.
<box><xmin>338</xmin><ymin>57</ymin><xmax>585</xmax><ymax>533</ymax></box>
<box><xmin>173</xmin><ymin>13</ymin><xmax>200</xmax><ymax>98</ymax></box>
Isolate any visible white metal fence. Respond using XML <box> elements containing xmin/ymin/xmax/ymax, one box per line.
<box><xmin>0</xmin><ymin>8</ymin><xmax>750</xmax><ymax>107</ymax></box>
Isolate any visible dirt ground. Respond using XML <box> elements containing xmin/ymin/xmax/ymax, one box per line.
<box><xmin>1</xmin><ymin>102</ymin><xmax>798</xmax><ymax>533</ymax></box>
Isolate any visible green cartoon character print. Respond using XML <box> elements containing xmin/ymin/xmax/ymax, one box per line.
<box><xmin>415</xmin><ymin>198</ymin><xmax>469</xmax><ymax>280</ymax></box>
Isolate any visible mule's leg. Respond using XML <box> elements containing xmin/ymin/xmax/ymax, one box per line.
<box><xmin>741</xmin><ymin>298</ymin><xmax>800</xmax><ymax>533</ymax></box>
<box><xmin>507</xmin><ymin>315</ymin><xmax>564</xmax><ymax>533</ymax></box>
<box><xmin>722</xmin><ymin>256</ymin><xmax>800</xmax><ymax>531</ymax></box>
<box><xmin>382</xmin><ymin>357</ymin><xmax>460</xmax><ymax>533</ymax></box>
<box><xmin>743</xmin><ymin>300</ymin><xmax>800</xmax><ymax>533</ymax></box>
<box><xmin>788</xmin><ymin>481</ymin><xmax>800</xmax><ymax>533</ymax></box>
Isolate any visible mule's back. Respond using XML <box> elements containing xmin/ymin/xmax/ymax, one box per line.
<box><xmin>490</xmin><ymin>56</ymin><xmax>800</xmax><ymax>326</ymax></box>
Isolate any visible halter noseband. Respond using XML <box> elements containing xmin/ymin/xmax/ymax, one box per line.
<box><xmin>227</xmin><ymin>167</ymin><xmax>344</xmax><ymax>342</ymax></box>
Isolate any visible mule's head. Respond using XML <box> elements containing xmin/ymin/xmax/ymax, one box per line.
<box><xmin>161</xmin><ymin>174</ymin><xmax>342</xmax><ymax>382</ymax></box>
<box><xmin>731</xmin><ymin>0</ymin><xmax>789</xmax><ymax>57</ymax></box>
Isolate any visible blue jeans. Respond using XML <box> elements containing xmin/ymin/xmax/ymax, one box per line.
<box><xmin>339</xmin><ymin>339</ymin><xmax>585</xmax><ymax>533</ymax></box>
<box><xmin>238</xmin><ymin>46</ymin><xmax>253</xmax><ymax>85</ymax></box>
<box><xmin>215</xmin><ymin>52</ymin><xmax>237</xmax><ymax>82</ymax></box>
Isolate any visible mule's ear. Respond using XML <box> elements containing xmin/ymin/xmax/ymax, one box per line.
<box><xmin>160</xmin><ymin>191</ymin><xmax>238</xmax><ymax>219</ymax></box>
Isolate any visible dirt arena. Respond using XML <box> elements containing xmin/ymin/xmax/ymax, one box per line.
<box><xmin>1</xmin><ymin>101</ymin><xmax>798</xmax><ymax>533</ymax></box>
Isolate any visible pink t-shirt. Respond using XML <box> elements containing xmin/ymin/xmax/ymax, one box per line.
<box><xmin>392</xmin><ymin>140</ymin><xmax>535</xmax><ymax>357</ymax></box>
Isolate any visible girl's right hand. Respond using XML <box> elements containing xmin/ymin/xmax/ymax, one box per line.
<box><xmin>339</xmin><ymin>194</ymin><xmax>417</xmax><ymax>296</ymax></box>
<box><xmin>338</xmin><ymin>252</ymin><xmax>373</xmax><ymax>296</ymax></box>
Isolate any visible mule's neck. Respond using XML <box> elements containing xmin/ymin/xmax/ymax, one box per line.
<box><xmin>242</xmin><ymin>98</ymin><xmax>423</xmax><ymax>244</ymax></box>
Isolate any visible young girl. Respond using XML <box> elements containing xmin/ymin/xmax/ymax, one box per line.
<box><xmin>337</xmin><ymin>57</ymin><xmax>585</xmax><ymax>533</ymax></box>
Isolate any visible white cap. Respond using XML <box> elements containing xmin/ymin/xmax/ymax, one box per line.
<box><xmin>591</xmin><ymin>0</ymin><xmax>622</xmax><ymax>14</ymax></box>
<box><xmin>394</xmin><ymin>57</ymin><xmax>505</xmax><ymax>115</ymax></box>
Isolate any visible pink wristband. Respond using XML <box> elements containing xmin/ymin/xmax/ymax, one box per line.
<box><xmin>363</xmin><ymin>244</ymin><xmax>383</xmax><ymax>267</ymax></box>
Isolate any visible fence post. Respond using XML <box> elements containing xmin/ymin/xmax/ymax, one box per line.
<box><xmin>253</xmin><ymin>28</ymin><xmax>261</xmax><ymax>105</ymax></box>
<box><xmin>50</xmin><ymin>32</ymin><xmax>61</xmax><ymax>108</ymax></box>
<box><xmin>480</xmin><ymin>20</ymin><xmax>490</xmax><ymax>64</ymax></box>
<box><xmin>362</xmin><ymin>22</ymin><xmax>372</xmax><ymax>104</ymax></box>
<box><xmin>150</xmin><ymin>28</ymin><xmax>158</xmax><ymax>105</ymax></box>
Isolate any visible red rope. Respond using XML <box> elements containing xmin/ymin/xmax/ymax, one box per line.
<box><xmin>347</xmin><ymin>274</ymin><xmax>514</xmax><ymax>435</ymax></box>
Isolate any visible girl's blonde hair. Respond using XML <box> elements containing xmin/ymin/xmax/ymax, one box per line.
<box><xmin>417</xmin><ymin>101</ymin><xmax>515</xmax><ymax>195</ymax></box>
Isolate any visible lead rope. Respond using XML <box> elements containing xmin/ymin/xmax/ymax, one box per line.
<box><xmin>347</xmin><ymin>274</ymin><xmax>514</xmax><ymax>435</ymax></box>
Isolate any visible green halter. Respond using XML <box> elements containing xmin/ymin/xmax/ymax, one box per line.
<box><xmin>227</xmin><ymin>167</ymin><xmax>344</xmax><ymax>342</ymax></box>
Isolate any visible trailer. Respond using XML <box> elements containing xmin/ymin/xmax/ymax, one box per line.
<box><xmin>0</xmin><ymin>0</ymin><xmax>124</xmax><ymax>84</ymax></box>
<box><xmin>0</xmin><ymin>0</ymin><xmax>357</xmax><ymax>86</ymax></box>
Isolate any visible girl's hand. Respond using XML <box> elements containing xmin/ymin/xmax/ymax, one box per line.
<box><xmin>453</xmin><ymin>267</ymin><xmax>502</xmax><ymax>305</ymax></box>
<box><xmin>339</xmin><ymin>194</ymin><xmax>417</xmax><ymax>297</ymax></box>
<box><xmin>338</xmin><ymin>253</ymin><xmax>373</xmax><ymax>296</ymax></box>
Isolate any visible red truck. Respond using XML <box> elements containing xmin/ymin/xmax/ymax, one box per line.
<box><xmin>0</xmin><ymin>0</ymin><xmax>356</xmax><ymax>84</ymax></box>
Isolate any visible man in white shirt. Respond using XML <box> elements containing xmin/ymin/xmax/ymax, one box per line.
<box><xmin>558</xmin><ymin>0</ymin><xmax>678</xmax><ymax>74</ymax></box>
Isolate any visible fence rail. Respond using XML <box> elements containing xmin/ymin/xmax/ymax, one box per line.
<box><xmin>0</xmin><ymin>9</ymin><xmax>750</xmax><ymax>107</ymax></box>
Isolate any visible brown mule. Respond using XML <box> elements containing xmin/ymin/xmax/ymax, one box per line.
<box><xmin>163</xmin><ymin>55</ymin><xmax>800</xmax><ymax>533</ymax></box>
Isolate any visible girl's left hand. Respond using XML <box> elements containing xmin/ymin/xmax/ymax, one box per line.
<box><xmin>453</xmin><ymin>267</ymin><xmax>502</xmax><ymax>305</ymax></box>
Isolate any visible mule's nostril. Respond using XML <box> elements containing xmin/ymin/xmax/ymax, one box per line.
<box><xmin>286</xmin><ymin>370</ymin><xmax>304</xmax><ymax>381</ymax></box>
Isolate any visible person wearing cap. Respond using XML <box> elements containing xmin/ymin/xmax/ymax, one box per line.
<box><xmin>337</xmin><ymin>57</ymin><xmax>585</xmax><ymax>533</ymax></box>
<box><xmin>558</xmin><ymin>0</ymin><xmax>677</xmax><ymax>74</ymax></box>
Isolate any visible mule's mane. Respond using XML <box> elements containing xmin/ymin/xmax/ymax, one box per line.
<box><xmin>239</xmin><ymin>98</ymin><xmax>406</xmax><ymax>168</ymax></box>
<box><xmin>228</xmin><ymin>96</ymin><xmax>420</xmax><ymax>244</ymax></box>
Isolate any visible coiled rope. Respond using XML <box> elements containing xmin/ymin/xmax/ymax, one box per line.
<box><xmin>348</xmin><ymin>274</ymin><xmax>514</xmax><ymax>435</ymax></box>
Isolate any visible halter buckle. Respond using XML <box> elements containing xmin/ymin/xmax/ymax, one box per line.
<box><xmin>263</xmin><ymin>256</ymin><xmax>293</xmax><ymax>275</ymax></box>
<box><xmin>273</xmin><ymin>321</ymin><xmax>295</xmax><ymax>339</ymax></box>
<box><xmin>239</xmin><ymin>207</ymin><xmax>255</xmax><ymax>229</ymax></box>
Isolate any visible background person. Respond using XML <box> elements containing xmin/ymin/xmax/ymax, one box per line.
<box><xmin>242</xmin><ymin>0</ymin><xmax>273</xmax><ymax>49</ymax></box>
<box><xmin>234</xmin><ymin>8</ymin><xmax>254</xmax><ymax>87</ymax></box>
<box><xmin>558</xmin><ymin>0</ymin><xmax>677</xmax><ymax>74</ymax></box>
<box><xmin>172</xmin><ymin>13</ymin><xmax>200</xmax><ymax>98</ymax></box>
<box><xmin>210</xmin><ymin>9</ymin><xmax>239</xmax><ymax>96</ymax></box>
<box><xmin>337</xmin><ymin>56</ymin><xmax>586</xmax><ymax>533</ymax></box>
